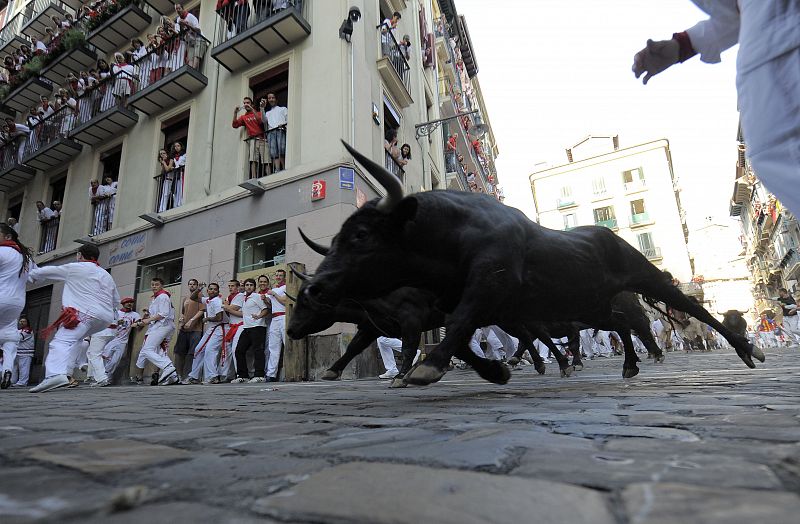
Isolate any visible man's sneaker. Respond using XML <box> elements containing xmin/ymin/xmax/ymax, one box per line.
<box><xmin>67</xmin><ymin>377</ymin><xmax>80</xmax><ymax>388</ymax></box>
<box><xmin>150</xmin><ymin>372</ymin><xmax>160</xmax><ymax>386</ymax></box>
<box><xmin>1</xmin><ymin>370</ymin><xmax>12</xmax><ymax>389</ymax></box>
<box><xmin>378</xmin><ymin>371</ymin><xmax>398</xmax><ymax>379</ymax></box>
<box><xmin>158</xmin><ymin>369</ymin><xmax>179</xmax><ymax>385</ymax></box>
<box><xmin>91</xmin><ymin>378</ymin><xmax>111</xmax><ymax>388</ymax></box>
<box><xmin>29</xmin><ymin>374</ymin><xmax>70</xmax><ymax>393</ymax></box>
<box><xmin>249</xmin><ymin>377</ymin><xmax>266</xmax><ymax>383</ymax></box>
<box><xmin>230</xmin><ymin>377</ymin><xmax>248</xmax><ymax>384</ymax></box>
<box><xmin>130</xmin><ymin>376</ymin><xmax>144</xmax><ymax>385</ymax></box>
<box><xmin>183</xmin><ymin>377</ymin><xmax>202</xmax><ymax>385</ymax></box>
<box><xmin>265</xmin><ymin>376</ymin><xmax>278</xmax><ymax>383</ymax></box>
<box><xmin>207</xmin><ymin>376</ymin><xmax>221</xmax><ymax>384</ymax></box>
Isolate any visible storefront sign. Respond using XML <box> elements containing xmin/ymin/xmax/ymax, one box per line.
<box><xmin>311</xmin><ymin>179</ymin><xmax>326</xmax><ymax>201</ymax></box>
<box><xmin>108</xmin><ymin>232</ymin><xmax>146</xmax><ymax>267</ymax></box>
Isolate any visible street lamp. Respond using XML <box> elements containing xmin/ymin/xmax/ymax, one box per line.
<box><xmin>414</xmin><ymin>110</ymin><xmax>489</xmax><ymax>140</ymax></box>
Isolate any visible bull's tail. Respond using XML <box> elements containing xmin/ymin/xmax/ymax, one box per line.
<box><xmin>643</xmin><ymin>296</ymin><xmax>680</xmax><ymax>331</ymax></box>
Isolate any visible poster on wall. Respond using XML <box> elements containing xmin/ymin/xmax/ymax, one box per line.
<box><xmin>108</xmin><ymin>232</ymin><xmax>146</xmax><ymax>267</ymax></box>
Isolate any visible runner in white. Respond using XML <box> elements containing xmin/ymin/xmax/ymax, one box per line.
<box><xmin>264</xmin><ymin>269</ymin><xmax>288</xmax><ymax>382</ymax></box>
<box><xmin>102</xmin><ymin>297</ymin><xmax>141</xmax><ymax>379</ymax></box>
<box><xmin>0</xmin><ymin>223</ymin><xmax>35</xmax><ymax>389</ymax></box>
<box><xmin>134</xmin><ymin>277</ymin><xmax>179</xmax><ymax>385</ymax></box>
<box><xmin>12</xmin><ymin>318</ymin><xmax>34</xmax><ymax>387</ymax></box>
<box><xmin>185</xmin><ymin>282</ymin><xmax>228</xmax><ymax>384</ymax></box>
<box><xmin>28</xmin><ymin>244</ymin><xmax>120</xmax><ymax>393</ymax></box>
<box><xmin>220</xmin><ymin>279</ymin><xmax>244</xmax><ymax>382</ymax></box>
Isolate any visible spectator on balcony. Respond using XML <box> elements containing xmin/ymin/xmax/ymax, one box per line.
<box><xmin>63</xmin><ymin>14</ymin><xmax>74</xmax><ymax>30</ymax></box>
<box><xmin>54</xmin><ymin>88</ymin><xmax>77</xmax><ymax>137</ymax></box>
<box><xmin>36</xmin><ymin>201</ymin><xmax>55</xmax><ymax>223</ymax></box>
<box><xmin>103</xmin><ymin>176</ymin><xmax>117</xmax><ymax>222</ymax></box>
<box><xmin>25</xmin><ymin>107</ymin><xmax>42</xmax><ymax>151</ymax></box>
<box><xmin>171</xmin><ymin>142</ymin><xmax>185</xmax><ymax>206</ymax></box>
<box><xmin>399</xmin><ymin>34</ymin><xmax>412</xmax><ymax>61</ymax></box>
<box><xmin>384</xmin><ymin>127</ymin><xmax>401</xmax><ymax>162</ymax></box>
<box><xmin>445</xmin><ymin>132</ymin><xmax>458</xmax><ymax>173</ymax></box>
<box><xmin>111</xmin><ymin>52</ymin><xmax>137</xmax><ymax>107</ymax></box>
<box><xmin>4</xmin><ymin>118</ymin><xmax>29</xmax><ymax>163</ymax></box>
<box><xmin>174</xmin><ymin>3</ymin><xmax>201</xmax><ymax>70</ymax></box>
<box><xmin>380</xmin><ymin>11</ymin><xmax>402</xmax><ymax>58</ymax></box>
<box><xmin>398</xmin><ymin>143</ymin><xmax>411</xmax><ymax>167</ymax></box>
<box><xmin>145</xmin><ymin>34</ymin><xmax>164</xmax><ymax>85</ymax></box>
<box><xmin>6</xmin><ymin>217</ymin><xmax>19</xmax><ymax>233</ymax></box>
<box><xmin>96</xmin><ymin>59</ymin><xmax>113</xmax><ymax>110</ymax></box>
<box><xmin>260</xmin><ymin>93</ymin><xmax>287</xmax><ymax>172</ymax></box>
<box><xmin>89</xmin><ymin>179</ymin><xmax>112</xmax><ymax>235</ymax></box>
<box><xmin>65</xmin><ymin>72</ymin><xmax>83</xmax><ymax>98</ymax></box>
<box><xmin>131</xmin><ymin>39</ymin><xmax>147</xmax><ymax>62</ymax></box>
<box><xmin>157</xmin><ymin>148</ymin><xmax>175</xmax><ymax>212</ymax></box>
<box><xmin>232</xmin><ymin>97</ymin><xmax>268</xmax><ymax>179</ymax></box>
<box><xmin>33</xmin><ymin>37</ymin><xmax>47</xmax><ymax>56</ymax></box>
<box><xmin>51</xmin><ymin>201</ymin><xmax>62</xmax><ymax>218</ymax></box>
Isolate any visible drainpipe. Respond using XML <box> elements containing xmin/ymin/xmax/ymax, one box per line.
<box><xmin>204</xmin><ymin>17</ymin><xmax>222</xmax><ymax>196</ymax></box>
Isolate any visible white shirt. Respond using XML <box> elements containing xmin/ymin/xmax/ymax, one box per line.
<box><xmin>37</xmin><ymin>207</ymin><xmax>55</xmax><ymax>221</ymax></box>
<box><xmin>18</xmin><ymin>329</ymin><xmax>34</xmax><ymax>352</ymax></box>
<box><xmin>175</xmin><ymin>12</ymin><xmax>200</xmax><ymax>33</ymax></box>
<box><xmin>34</xmin><ymin>40</ymin><xmax>47</xmax><ymax>52</ymax></box>
<box><xmin>114</xmin><ymin>309</ymin><xmax>141</xmax><ymax>343</ymax></box>
<box><xmin>203</xmin><ymin>296</ymin><xmax>226</xmax><ymax>328</ymax></box>
<box><xmin>0</xmin><ymin>246</ymin><xmax>31</xmax><ymax>308</ymax></box>
<box><xmin>147</xmin><ymin>292</ymin><xmax>174</xmax><ymax>331</ymax></box>
<box><xmin>263</xmin><ymin>105</ymin><xmax>288</xmax><ymax>130</ymax></box>
<box><xmin>29</xmin><ymin>262</ymin><xmax>120</xmax><ymax>324</ymax></box>
<box><xmin>132</xmin><ymin>46</ymin><xmax>147</xmax><ymax>61</ymax></box>
<box><xmin>112</xmin><ymin>62</ymin><xmax>135</xmax><ymax>80</ymax></box>
<box><xmin>89</xmin><ymin>184</ymin><xmax>110</xmax><ymax>199</ymax></box>
<box><xmin>39</xmin><ymin>104</ymin><xmax>54</xmax><ymax>119</ymax></box>
<box><xmin>269</xmin><ymin>284</ymin><xmax>286</xmax><ymax>314</ymax></box>
<box><xmin>241</xmin><ymin>292</ymin><xmax>268</xmax><ymax>328</ymax></box>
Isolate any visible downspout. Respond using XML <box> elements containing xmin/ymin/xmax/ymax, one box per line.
<box><xmin>204</xmin><ymin>16</ymin><xmax>222</xmax><ymax>196</ymax></box>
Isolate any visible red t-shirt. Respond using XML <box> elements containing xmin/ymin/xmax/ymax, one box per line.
<box><xmin>232</xmin><ymin>110</ymin><xmax>265</xmax><ymax>138</ymax></box>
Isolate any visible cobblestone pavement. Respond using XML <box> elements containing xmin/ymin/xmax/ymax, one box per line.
<box><xmin>2</xmin><ymin>348</ymin><xmax>800</xmax><ymax>523</ymax></box>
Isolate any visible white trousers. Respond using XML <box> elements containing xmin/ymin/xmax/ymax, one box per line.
<box><xmin>737</xmin><ymin>47</ymin><xmax>800</xmax><ymax>217</ymax></box>
<box><xmin>189</xmin><ymin>324</ymin><xmax>226</xmax><ymax>381</ymax></box>
<box><xmin>12</xmin><ymin>354</ymin><xmax>32</xmax><ymax>385</ymax></box>
<box><xmin>102</xmin><ymin>338</ymin><xmax>128</xmax><ymax>376</ymax></box>
<box><xmin>220</xmin><ymin>323</ymin><xmax>241</xmax><ymax>379</ymax></box>
<box><xmin>488</xmin><ymin>326</ymin><xmax>518</xmax><ymax>359</ymax></box>
<box><xmin>377</xmin><ymin>336</ymin><xmax>402</xmax><ymax>373</ymax></box>
<box><xmin>579</xmin><ymin>329</ymin><xmax>597</xmax><ymax>358</ymax></box>
<box><xmin>43</xmin><ymin>315</ymin><xmax>108</xmax><ymax>379</ymax></box>
<box><xmin>783</xmin><ymin>315</ymin><xmax>800</xmax><ymax>338</ymax></box>
<box><xmin>266</xmin><ymin>315</ymin><xmax>285</xmax><ymax>378</ymax></box>
<box><xmin>136</xmin><ymin>325</ymin><xmax>175</xmax><ymax>372</ymax></box>
<box><xmin>469</xmin><ymin>327</ymin><xmax>504</xmax><ymax>360</ymax></box>
<box><xmin>533</xmin><ymin>339</ymin><xmax>550</xmax><ymax>360</ymax></box>
<box><xmin>86</xmin><ymin>333</ymin><xmax>114</xmax><ymax>382</ymax></box>
<box><xmin>594</xmin><ymin>330</ymin><xmax>613</xmax><ymax>356</ymax></box>
<box><xmin>0</xmin><ymin>302</ymin><xmax>23</xmax><ymax>373</ymax></box>
<box><xmin>759</xmin><ymin>331</ymin><xmax>778</xmax><ymax>348</ymax></box>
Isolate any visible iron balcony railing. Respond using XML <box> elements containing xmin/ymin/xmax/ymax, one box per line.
<box><xmin>23</xmin><ymin>104</ymin><xmax>78</xmax><ymax>156</ymax></box>
<box><xmin>379</xmin><ymin>25</ymin><xmax>410</xmax><ymax>93</ymax></box>
<box><xmin>631</xmin><ymin>212</ymin><xmax>651</xmax><ymax>225</ymax></box>
<box><xmin>90</xmin><ymin>192</ymin><xmax>113</xmax><ymax>236</ymax></box>
<box><xmin>642</xmin><ymin>247</ymin><xmax>662</xmax><ymax>260</ymax></box>
<box><xmin>0</xmin><ymin>13</ymin><xmax>30</xmax><ymax>50</ymax></box>
<box><xmin>242</xmin><ymin>136</ymin><xmax>274</xmax><ymax>179</ymax></box>
<box><xmin>624</xmin><ymin>178</ymin><xmax>647</xmax><ymax>192</ymax></box>
<box><xmin>216</xmin><ymin>0</ymin><xmax>303</xmax><ymax>45</ymax></box>
<box><xmin>39</xmin><ymin>216</ymin><xmax>59</xmax><ymax>253</ymax></box>
<box><xmin>384</xmin><ymin>149</ymin><xmax>404</xmax><ymax>178</ymax></box>
<box><xmin>596</xmin><ymin>218</ymin><xmax>618</xmax><ymax>229</ymax></box>
<box><xmin>135</xmin><ymin>30</ymin><xmax>209</xmax><ymax>89</ymax></box>
<box><xmin>0</xmin><ymin>136</ymin><xmax>26</xmax><ymax>170</ymax></box>
<box><xmin>154</xmin><ymin>165</ymin><xmax>184</xmax><ymax>212</ymax></box>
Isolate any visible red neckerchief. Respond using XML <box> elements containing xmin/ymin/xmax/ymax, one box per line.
<box><xmin>179</xmin><ymin>10</ymin><xmax>188</xmax><ymax>19</ymax></box>
<box><xmin>91</xmin><ymin>186</ymin><xmax>98</xmax><ymax>195</ymax></box>
<box><xmin>80</xmin><ymin>258</ymin><xmax>100</xmax><ymax>266</ymax></box>
<box><xmin>244</xmin><ymin>291</ymin><xmax>253</xmax><ymax>300</ymax></box>
<box><xmin>116</xmin><ymin>62</ymin><xmax>129</xmax><ymax>68</ymax></box>
<box><xmin>153</xmin><ymin>289</ymin><xmax>171</xmax><ymax>299</ymax></box>
<box><xmin>227</xmin><ymin>293</ymin><xmax>238</xmax><ymax>303</ymax></box>
<box><xmin>0</xmin><ymin>240</ymin><xmax>21</xmax><ymax>253</ymax></box>
<box><xmin>20</xmin><ymin>327</ymin><xmax>32</xmax><ymax>334</ymax></box>
<box><xmin>174</xmin><ymin>152</ymin><xmax>182</xmax><ymax>161</ymax></box>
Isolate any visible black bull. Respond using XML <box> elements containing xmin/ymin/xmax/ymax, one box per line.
<box><xmin>288</xmin><ymin>141</ymin><xmax>764</xmax><ymax>385</ymax></box>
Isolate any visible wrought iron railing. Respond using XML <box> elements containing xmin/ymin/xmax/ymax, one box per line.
<box><xmin>39</xmin><ymin>216</ymin><xmax>59</xmax><ymax>253</ymax></box>
<box><xmin>216</xmin><ymin>0</ymin><xmax>303</xmax><ymax>45</ymax></box>
<box><xmin>631</xmin><ymin>212</ymin><xmax>651</xmax><ymax>225</ymax></box>
<box><xmin>0</xmin><ymin>136</ymin><xmax>27</xmax><ymax>170</ymax></box>
<box><xmin>596</xmin><ymin>218</ymin><xmax>618</xmax><ymax>229</ymax></box>
<box><xmin>90</xmin><ymin>192</ymin><xmax>113</xmax><ymax>235</ymax></box>
<box><xmin>642</xmin><ymin>247</ymin><xmax>662</xmax><ymax>260</ymax></box>
<box><xmin>379</xmin><ymin>24</ymin><xmax>410</xmax><ymax>92</ymax></box>
<box><xmin>0</xmin><ymin>14</ymin><xmax>30</xmax><ymax>50</ymax></box>
<box><xmin>242</xmin><ymin>136</ymin><xmax>272</xmax><ymax>179</ymax></box>
<box><xmin>23</xmin><ymin>104</ymin><xmax>78</xmax><ymax>157</ymax></box>
<box><xmin>384</xmin><ymin>149</ymin><xmax>404</xmax><ymax>178</ymax></box>
<box><xmin>135</xmin><ymin>31</ymin><xmax>209</xmax><ymax>90</ymax></box>
<box><xmin>624</xmin><ymin>178</ymin><xmax>647</xmax><ymax>192</ymax></box>
<box><xmin>154</xmin><ymin>165</ymin><xmax>184</xmax><ymax>212</ymax></box>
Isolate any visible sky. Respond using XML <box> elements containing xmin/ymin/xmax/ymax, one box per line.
<box><xmin>455</xmin><ymin>0</ymin><xmax>740</xmax><ymax>235</ymax></box>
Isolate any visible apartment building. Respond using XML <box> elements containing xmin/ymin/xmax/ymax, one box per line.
<box><xmin>0</xmin><ymin>0</ymin><xmax>501</xmax><ymax>382</ymax></box>
<box><xmin>729</xmin><ymin>126</ymin><xmax>800</xmax><ymax>318</ymax></box>
<box><xmin>529</xmin><ymin>135</ymin><xmax>693</xmax><ymax>283</ymax></box>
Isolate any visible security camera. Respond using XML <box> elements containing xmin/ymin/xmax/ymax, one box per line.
<box><xmin>348</xmin><ymin>6</ymin><xmax>361</xmax><ymax>22</ymax></box>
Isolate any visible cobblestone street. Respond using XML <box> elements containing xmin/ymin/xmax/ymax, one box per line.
<box><xmin>2</xmin><ymin>348</ymin><xmax>800</xmax><ymax>523</ymax></box>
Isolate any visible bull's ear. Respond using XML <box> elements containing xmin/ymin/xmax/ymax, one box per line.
<box><xmin>391</xmin><ymin>196</ymin><xmax>417</xmax><ymax>223</ymax></box>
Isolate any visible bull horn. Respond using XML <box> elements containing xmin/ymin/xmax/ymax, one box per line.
<box><xmin>341</xmin><ymin>140</ymin><xmax>403</xmax><ymax>213</ymax></box>
<box><xmin>285</xmin><ymin>292</ymin><xmax>297</xmax><ymax>302</ymax></box>
<box><xmin>298</xmin><ymin>228</ymin><xmax>330</xmax><ymax>256</ymax></box>
<box><xmin>289</xmin><ymin>264</ymin><xmax>311</xmax><ymax>281</ymax></box>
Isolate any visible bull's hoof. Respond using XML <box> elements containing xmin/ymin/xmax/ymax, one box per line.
<box><xmin>735</xmin><ymin>346</ymin><xmax>756</xmax><ymax>368</ymax></box>
<box><xmin>751</xmin><ymin>344</ymin><xmax>766</xmax><ymax>363</ymax></box>
<box><xmin>535</xmin><ymin>363</ymin><xmax>546</xmax><ymax>375</ymax></box>
<box><xmin>507</xmin><ymin>356</ymin><xmax>520</xmax><ymax>367</ymax></box>
<box><xmin>560</xmin><ymin>365</ymin><xmax>574</xmax><ymax>378</ymax></box>
<box><xmin>321</xmin><ymin>369</ymin><xmax>341</xmax><ymax>381</ymax></box>
<box><xmin>654</xmin><ymin>354</ymin><xmax>665</xmax><ymax>364</ymax></box>
<box><xmin>622</xmin><ymin>366</ymin><xmax>640</xmax><ymax>379</ymax></box>
<box><xmin>573</xmin><ymin>362</ymin><xmax>584</xmax><ymax>372</ymax></box>
<box><xmin>389</xmin><ymin>378</ymin><xmax>408</xmax><ymax>388</ymax></box>
<box><xmin>405</xmin><ymin>362</ymin><xmax>447</xmax><ymax>386</ymax></box>
<box><xmin>475</xmin><ymin>360</ymin><xmax>511</xmax><ymax>385</ymax></box>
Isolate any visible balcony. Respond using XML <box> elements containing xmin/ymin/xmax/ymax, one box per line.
<box><xmin>384</xmin><ymin>149</ymin><xmax>405</xmax><ymax>179</ymax></box>
<box><xmin>127</xmin><ymin>34</ymin><xmax>209</xmax><ymax>115</ymax></box>
<box><xmin>68</xmin><ymin>66</ymin><xmax>139</xmax><ymax>145</ymax></box>
<box><xmin>641</xmin><ymin>247</ymin><xmax>663</xmax><ymax>260</ymax></box>
<box><xmin>678</xmin><ymin>281</ymin><xmax>703</xmax><ymax>297</ymax></box>
<box><xmin>557</xmin><ymin>198</ymin><xmax>576</xmax><ymax>209</ymax></box>
<box><xmin>86</xmin><ymin>3</ymin><xmax>152</xmax><ymax>55</ymax></box>
<box><xmin>0</xmin><ymin>14</ymin><xmax>31</xmax><ymax>58</ymax></box>
<box><xmin>39</xmin><ymin>216</ymin><xmax>60</xmax><ymax>254</ymax></box>
<box><xmin>40</xmin><ymin>44</ymin><xmax>98</xmax><ymax>85</ymax></box>
<box><xmin>0</xmin><ymin>140</ymin><xmax>37</xmax><ymax>193</ymax></box>
<box><xmin>630</xmin><ymin>212</ymin><xmax>653</xmax><ymax>227</ymax></box>
<box><xmin>377</xmin><ymin>29</ymin><xmax>413</xmax><ymax>108</ymax></box>
<box><xmin>211</xmin><ymin>0</ymin><xmax>310</xmax><ymax>73</ymax></box>
<box><xmin>90</xmin><ymin>194</ymin><xmax>114</xmax><ymax>236</ymax></box>
<box><xmin>784</xmin><ymin>250</ymin><xmax>800</xmax><ymax>280</ymax></box>
<box><xmin>2</xmin><ymin>76</ymin><xmax>53</xmax><ymax>114</ymax></box>
<box><xmin>20</xmin><ymin>0</ymin><xmax>72</xmax><ymax>41</ymax></box>
<box><xmin>596</xmin><ymin>218</ymin><xmax>618</xmax><ymax>230</ymax></box>
<box><xmin>21</xmin><ymin>106</ymin><xmax>83</xmax><ymax>171</ymax></box>
<box><xmin>153</xmin><ymin>166</ymin><xmax>185</xmax><ymax>212</ymax></box>
<box><xmin>624</xmin><ymin>178</ymin><xmax>647</xmax><ymax>193</ymax></box>
<box><xmin>143</xmin><ymin>0</ymin><xmax>176</xmax><ymax>15</ymax></box>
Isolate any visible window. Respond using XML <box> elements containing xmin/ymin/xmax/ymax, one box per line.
<box><xmin>622</xmin><ymin>167</ymin><xmax>644</xmax><ymax>184</ymax></box>
<box><xmin>637</xmin><ymin>232</ymin><xmax>655</xmax><ymax>251</ymax></box>
<box><xmin>49</xmin><ymin>176</ymin><xmax>66</xmax><ymax>208</ymax></box>
<box><xmin>100</xmin><ymin>146</ymin><xmax>122</xmax><ymax>185</ymax></box>
<box><xmin>592</xmin><ymin>176</ymin><xmax>606</xmax><ymax>195</ymax></box>
<box><xmin>248</xmin><ymin>63</ymin><xmax>289</xmax><ymax>177</ymax></box>
<box><xmin>593</xmin><ymin>206</ymin><xmax>615</xmax><ymax>223</ymax></box>
<box><xmin>563</xmin><ymin>213</ymin><xmax>577</xmax><ymax>230</ymax></box>
<box><xmin>136</xmin><ymin>250</ymin><xmax>184</xmax><ymax>293</ymax></box>
<box><xmin>236</xmin><ymin>222</ymin><xmax>286</xmax><ymax>273</ymax></box>
<box><xmin>383</xmin><ymin>96</ymin><xmax>403</xmax><ymax>177</ymax></box>
<box><xmin>560</xmin><ymin>186</ymin><xmax>572</xmax><ymax>199</ymax></box>
<box><xmin>6</xmin><ymin>194</ymin><xmax>22</xmax><ymax>222</ymax></box>
<box><xmin>630</xmin><ymin>199</ymin><xmax>646</xmax><ymax>215</ymax></box>
<box><xmin>162</xmin><ymin>111</ymin><xmax>190</xmax><ymax>154</ymax></box>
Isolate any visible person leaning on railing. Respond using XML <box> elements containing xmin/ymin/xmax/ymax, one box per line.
<box><xmin>174</xmin><ymin>3</ymin><xmax>201</xmax><ymax>70</ymax></box>
<box><xmin>232</xmin><ymin>97</ymin><xmax>268</xmax><ymax>179</ymax></box>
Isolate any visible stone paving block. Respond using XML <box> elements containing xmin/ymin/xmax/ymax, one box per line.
<box><xmin>254</xmin><ymin>462</ymin><xmax>616</xmax><ymax>524</ymax></box>
<box><xmin>77</xmin><ymin>502</ymin><xmax>271</xmax><ymax>524</ymax></box>
<box><xmin>550</xmin><ymin>423</ymin><xmax>700</xmax><ymax>442</ymax></box>
<box><xmin>622</xmin><ymin>482</ymin><xmax>800</xmax><ymax>524</ymax></box>
<box><xmin>20</xmin><ymin>439</ymin><xmax>191</xmax><ymax>474</ymax></box>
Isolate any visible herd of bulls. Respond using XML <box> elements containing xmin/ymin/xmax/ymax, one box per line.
<box><xmin>285</xmin><ymin>142</ymin><xmax>765</xmax><ymax>387</ymax></box>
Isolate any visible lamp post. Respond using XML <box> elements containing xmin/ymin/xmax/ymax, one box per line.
<box><xmin>414</xmin><ymin>110</ymin><xmax>488</xmax><ymax>140</ymax></box>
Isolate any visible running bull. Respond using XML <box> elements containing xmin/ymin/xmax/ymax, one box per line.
<box><xmin>288</xmin><ymin>141</ymin><xmax>764</xmax><ymax>386</ymax></box>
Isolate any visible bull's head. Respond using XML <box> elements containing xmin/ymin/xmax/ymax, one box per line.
<box><xmin>285</xmin><ymin>263</ymin><xmax>337</xmax><ymax>339</ymax></box>
<box><xmin>287</xmin><ymin>141</ymin><xmax>418</xmax><ymax>339</ymax></box>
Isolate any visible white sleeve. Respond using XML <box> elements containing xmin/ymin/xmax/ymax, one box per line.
<box><xmin>685</xmin><ymin>1</ymin><xmax>740</xmax><ymax>64</ymax></box>
<box><xmin>29</xmin><ymin>264</ymin><xmax>70</xmax><ymax>283</ymax></box>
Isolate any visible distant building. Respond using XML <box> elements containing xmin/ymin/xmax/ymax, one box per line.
<box><xmin>529</xmin><ymin>136</ymin><xmax>693</xmax><ymax>283</ymax></box>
